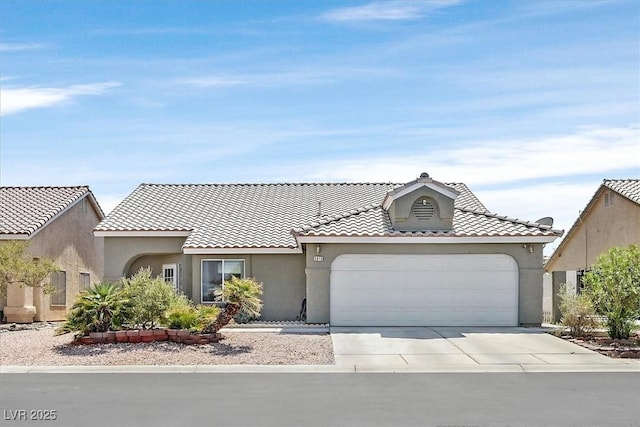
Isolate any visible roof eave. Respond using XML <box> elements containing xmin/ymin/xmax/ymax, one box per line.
<box><xmin>295</xmin><ymin>235</ymin><xmax>560</xmax><ymax>244</ymax></box>
<box><xmin>183</xmin><ymin>247</ymin><xmax>303</xmax><ymax>254</ymax></box>
<box><xmin>547</xmin><ymin>183</ymin><xmax>607</xmax><ymax>267</ymax></box>
<box><xmin>94</xmin><ymin>230</ymin><xmax>192</xmax><ymax>237</ymax></box>
<box><xmin>0</xmin><ymin>234</ymin><xmax>31</xmax><ymax>240</ymax></box>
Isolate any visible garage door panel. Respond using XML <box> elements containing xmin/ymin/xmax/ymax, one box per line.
<box><xmin>330</xmin><ymin>254</ymin><xmax>518</xmax><ymax>326</ymax></box>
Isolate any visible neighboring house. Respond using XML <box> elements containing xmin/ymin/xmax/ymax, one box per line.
<box><xmin>95</xmin><ymin>173</ymin><xmax>562</xmax><ymax>327</ymax></box>
<box><xmin>546</xmin><ymin>179</ymin><xmax>640</xmax><ymax>273</ymax></box>
<box><xmin>0</xmin><ymin>186</ymin><xmax>105</xmax><ymax>323</ymax></box>
<box><xmin>542</xmin><ymin>179</ymin><xmax>639</xmax><ymax>323</ymax></box>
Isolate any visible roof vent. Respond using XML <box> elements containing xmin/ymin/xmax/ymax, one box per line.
<box><xmin>413</xmin><ymin>198</ymin><xmax>435</xmax><ymax>220</ymax></box>
<box><xmin>419</xmin><ymin>172</ymin><xmax>430</xmax><ymax>179</ymax></box>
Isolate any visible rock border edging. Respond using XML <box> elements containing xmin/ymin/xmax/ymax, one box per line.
<box><xmin>74</xmin><ymin>329</ymin><xmax>223</xmax><ymax>345</ymax></box>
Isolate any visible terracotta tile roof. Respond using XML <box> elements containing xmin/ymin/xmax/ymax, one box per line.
<box><xmin>97</xmin><ymin>181</ymin><xmax>558</xmax><ymax>248</ymax></box>
<box><xmin>0</xmin><ymin>186</ymin><xmax>103</xmax><ymax>238</ymax></box>
<box><xmin>97</xmin><ymin>183</ymin><xmax>397</xmax><ymax>249</ymax></box>
<box><xmin>294</xmin><ymin>206</ymin><xmax>561</xmax><ymax>238</ymax></box>
<box><xmin>604</xmin><ymin>179</ymin><xmax>640</xmax><ymax>205</ymax></box>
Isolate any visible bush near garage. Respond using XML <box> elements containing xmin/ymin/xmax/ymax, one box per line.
<box><xmin>582</xmin><ymin>245</ymin><xmax>640</xmax><ymax>340</ymax></box>
<box><xmin>557</xmin><ymin>283</ymin><xmax>600</xmax><ymax>338</ymax></box>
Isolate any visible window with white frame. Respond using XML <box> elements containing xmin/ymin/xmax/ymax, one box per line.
<box><xmin>79</xmin><ymin>272</ymin><xmax>91</xmax><ymax>291</ymax></box>
<box><xmin>50</xmin><ymin>271</ymin><xmax>67</xmax><ymax>306</ymax></box>
<box><xmin>201</xmin><ymin>260</ymin><xmax>245</xmax><ymax>303</ymax></box>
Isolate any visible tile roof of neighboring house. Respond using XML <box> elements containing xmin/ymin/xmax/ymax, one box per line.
<box><xmin>604</xmin><ymin>179</ymin><xmax>640</xmax><ymax>205</ymax></box>
<box><xmin>96</xmin><ymin>181</ymin><xmax>560</xmax><ymax>249</ymax></box>
<box><xmin>0</xmin><ymin>186</ymin><xmax>104</xmax><ymax>238</ymax></box>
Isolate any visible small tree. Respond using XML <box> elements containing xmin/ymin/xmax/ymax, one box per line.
<box><xmin>122</xmin><ymin>267</ymin><xmax>182</xmax><ymax>329</ymax></box>
<box><xmin>201</xmin><ymin>276</ymin><xmax>263</xmax><ymax>334</ymax></box>
<box><xmin>557</xmin><ymin>283</ymin><xmax>599</xmax><ymax>337</ymax></box>
<box><xmin>0</xmin><ymin>241</ymin><xmax>58</xmax><ymax>298</ymax></box>
<box><xmin>582</xmin><ymin>245</ymin><xmax>640</xmax><ymax>339</ymax></box>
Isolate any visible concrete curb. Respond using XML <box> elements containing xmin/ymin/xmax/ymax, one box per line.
<box><xmin>2</xmin><ymin>363</ymin><xmax>638</xmax><ymax>374</ymax></box>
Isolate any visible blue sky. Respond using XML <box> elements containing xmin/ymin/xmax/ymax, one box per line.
<box><xmin>1</xmin><ymin>0</ymin><xmax>638</xmax><ymax>255</ymax></box>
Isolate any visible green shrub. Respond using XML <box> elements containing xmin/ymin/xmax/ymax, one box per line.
<box><xmin>165</xmin><ymin>306</ymin><xmax>199</xmax><ymax>330</ymax></box>
<box><xmin>163</xmin><ymin>304</ymin><xmax>221</xmax><ymax>332</ymax></box>
<box><xmin>557</xmin><ymin>283</ymin><xmax>599</xmax><ymax>337</ymax></box>
<box><xmin>196</xmin><ymin>305</ymin><xmax>221</xmax><ymax>330</ymax></box>
<box><xmin>56</xmin><ymin>283</ymin><xmax>129</xmax><ymax>338</ymax></box>
<box><xmin>583</xmin><ymin>245</ymin><xmax>640</xmax><ymax>339</ymax></box>
<box><xmin>122</xmin><ymin>267</ymin><xmax>182</xmax><ymax>329</ymax></box>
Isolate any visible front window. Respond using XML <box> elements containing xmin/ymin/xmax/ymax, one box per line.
<box><xmin>50</xmin><ymin>271</ymin><xmax>67</xmax><ymax>306</ymax></box>
<box><xmin>201</xmin><ymin>259</ymin><xmax>245</xmax><ymax>303</ymax></box>
<box><xmin>79</xmin><ymin>272</ymin><xmax>91</xmax><ymax>291</ymax></box>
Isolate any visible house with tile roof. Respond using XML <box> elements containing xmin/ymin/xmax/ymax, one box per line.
<box><xmin>0</xmin><ymin>186</ymin><xmax>105</xmax><ymax>323</ymax></box>
<box><xmin>95</xmin><ymin>173</ymin><xmax>562</xmax><ymax>327</ymax></box>
<box><xmin>546</xmin><ymin>179</ymin><xmax>640</xmax><ymax>273</ymax></box>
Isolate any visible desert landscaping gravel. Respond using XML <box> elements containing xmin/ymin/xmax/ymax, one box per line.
<box><xmin>0</xmin><ymin>324</ymin><xmax>334</xmax><ymax>366</ymax></box>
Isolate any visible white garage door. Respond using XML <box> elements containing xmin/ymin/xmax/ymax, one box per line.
<box><xmin>330</xmin><ymin>254</ymin><xmax>519</xmax><ymax>326</ymax></box>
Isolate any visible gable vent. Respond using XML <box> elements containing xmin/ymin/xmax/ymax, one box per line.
<box><xmin>413</xmin><ymin>199</ymin><xmax>435</xmax><ymax>220</ymax></box>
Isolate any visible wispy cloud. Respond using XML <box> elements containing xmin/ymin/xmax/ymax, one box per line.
<box><xmin>321</xmin><ymin>0</ymin><xmax>463</xmax><ymax>22</ymax></box>
<box><xmin>177</xmin><ymin>71</ymin><xmax>332</xmax><ymax>88</ymax></box>
<box><xmin>305</xmin><ymin>124</ymin><xmax>639</xmax><ymax>185</ymax></box>
<box><xmin>176</xmin><ymin>67</ymin><xmax>397</xmax><ymax>88</ymax></box>
<box><xmin>0</xmin><ymin>82</ymin><xmax>121</xmax><ymax>116</ymax></box>
<box><xmin>177</xmin><ymin>76</ymin><xmax>250</xmax><ymax>88</ymax></box>
<box><xmin>0</xmin><ymin>42</ymin><xmax>46</xmax><ymax>52</ymax></box>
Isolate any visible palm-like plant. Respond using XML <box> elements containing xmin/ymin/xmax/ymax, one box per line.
<box><xmin>56</xmin><ymin>283</ymin><xmax>129</xmax><ymax>337</ymax></box>
<box><xmin>201</xmin><ymin>276</ymin><xmax>263</xmax><ymax>334</ymax></box>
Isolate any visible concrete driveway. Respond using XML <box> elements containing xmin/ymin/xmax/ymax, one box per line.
<box><xmin>331</xmin><ymin>326</ymin><xmax>640</xmax><ymax>372</ymax></box>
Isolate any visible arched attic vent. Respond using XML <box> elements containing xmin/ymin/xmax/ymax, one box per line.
<box><xmin>412</xmin><ymin>197</ymin><xmax>436</xmax><ymax>220</ymax></box>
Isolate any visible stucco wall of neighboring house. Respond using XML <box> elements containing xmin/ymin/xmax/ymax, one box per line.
<box><xmin>1</xmin><ymin>199</ymin><xmax>104</xmax><ymax>322</ymax></box>
<box><xmin>304</xmin><ymin>242</ymin><xmax>545</xmax><ymax>326</ymax></box>
<box><xmin>546</xmin><ymin>190</ymin><xmax>640</xmax><ymax>272</ymax></box>
<box><xmin>102</xmin><ymin>237</ymin><xmax>187</xmax><ymax>283</ymax></box>
<box><xmin>190</xmin><ymin>254</ymin><xmax>306</xmax><ymax>321</ymax></box>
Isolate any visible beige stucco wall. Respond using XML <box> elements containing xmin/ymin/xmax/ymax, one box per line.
<box><xmin>304</xmin><ymin>242</ymin><xmax>545</xmax><ymax>326</ymax></box>
<box><xmin>1</xmin><ymin>198</ymin><xmax>104</xmax><ymax>322</ymax></box>
<box><xmin>190</xmin><ymin>254</ymin><xmax>306</xmax><ymax>321</ymax></box>
<box><xmin>102</xmin><ymin>237</ymin><xmax>546</xmax><ymax>325</ymax></box>
<box><xmin>103</xmin><ymin>237</ymin><xmax>307</xmax><ymax>320</ymax></box>
<box><xmin>546</xmin><ymin>191</ymin><xmax>640</xmax><ymax>272</ymax></box>
<box><xmin>103</xmin><ymin>237</ymin><xmax>187</xmax><ymax>283</ymax></box>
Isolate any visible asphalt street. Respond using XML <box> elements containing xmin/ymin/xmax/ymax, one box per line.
<box><xmin>1</xmin><ymin>372</ymin><xmax>639</xmax><ymax>427</ymax></box>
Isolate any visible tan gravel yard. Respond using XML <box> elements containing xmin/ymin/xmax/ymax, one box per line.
<box><xmin>0</xmin><ymin>325</ymin><xmax>334</xmax><ymax>366</ymax></box>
